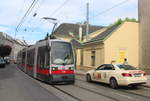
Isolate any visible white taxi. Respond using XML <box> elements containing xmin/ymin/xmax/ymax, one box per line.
<box><xmin>86</xmin><ymin>64</ymin><xmax>147</xmax><ymax>89</ymax></box>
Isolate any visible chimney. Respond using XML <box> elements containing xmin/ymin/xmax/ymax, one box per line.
<box><xmin>79</xmin><ymin>24</ymin><xmax>82</xmax><ymax>41</ymax></box>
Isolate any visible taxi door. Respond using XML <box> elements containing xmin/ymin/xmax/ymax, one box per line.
<box><xmin>93</xmin><ymin>65</ymin><xmax>106</xmax><ymax>83</ymax></box>
<box><xmin>94</xmin><ymin>64</ymin><xmax>115</xmax><ymax>83</ymax></box>
<box><xmin>100</xmin><ymin>65</ymin><xmax>115</xmax><ymax>83</ymax></box>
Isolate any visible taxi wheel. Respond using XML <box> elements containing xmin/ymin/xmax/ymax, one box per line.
<box><xmin>110</xmin><ymin>78</ymin><xmax>118</xmax><ymax>89</ymax></box>
<box><xmin>86</xmin><ymin>74</ymin><xmax>92</xmax><ymax>82</ymax></box>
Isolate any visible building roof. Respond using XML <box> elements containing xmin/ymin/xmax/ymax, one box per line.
<box><xmin>84</xmin><ymin>24</ymin><xmax>120</xmax><ymax>44</ymax></box>
<box><xmin>70</xmin><ymin>39</ymin><xmax>83</xmax><ymax>49</ymax></box>
<box><xmin>52</xmin><ymin>23</ymin><xmax>104</xmax><ymax>39</ymax></box>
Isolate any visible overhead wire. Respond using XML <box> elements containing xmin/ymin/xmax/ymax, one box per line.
<box><xmin>14</xmin><ymin>0</ymin><xmax>27</xmax><ymax>39</ymax></box>
<box><xmin>16</xmin><ymin>0</ymin><xmax>39</xmax><ymax>31</ymax></box>
<box><xmin>16</xmin><ymin>0</ymin><xmax>26</xmax><ymax>22</ymax></box>
<box><xmin>32</xmin><ymin>0</ymin><xmax>71</xmax><ymax>33</ymax></box>
<box><xmin>90</xmin><ymin>0</ymin><xmax>129</xmax><ymax>19</ymax></box>
<box><xmin>48</xmin><ymin>0</ymin><xmax>71</xmax><ymax>16</ymax></box>
<box><xmin>23</xmin><ymin>0</ymin><xmax>46</xmax><ymax>32</ymax></box>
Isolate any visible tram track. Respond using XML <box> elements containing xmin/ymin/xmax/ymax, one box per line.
<box><xmin>119</xmin><ymin>89</ymin><xmax>150</xmax><ymax>99</ymax></box>
<box><xmin>36</xmin><ymin>76</ymin><xmax>150</xmax><ymax>101</ymax></box>
<box><xmin>76</xmin><ymin>78</ymin><xmax>150</xmax><ymax>100</ymax></box>
<box><xmin>51</xmin><ymin>85</ymin><xmax>82</xmax><ymax>101</ymax></box>
<box><xmin>52</xmin><ymin>84</ymin><xmax>118</xmax><ymax>101</ymax></box>
<box><xmin>72</xmin><ymin>84</ymin><xmax>120</xmax><ymax>101</ymax></box>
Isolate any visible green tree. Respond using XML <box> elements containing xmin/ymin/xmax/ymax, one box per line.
<box><xmin>125</xmin><ymin>17</ymin><xmax>137</xmax><ymax>22</ymax></box>
<box><xmin>109</xmin><ymin>17</ymin><xmax>138</xmax><ymax>28</ymax></box>
<box><xmin>109</xmin><ymin>18</ymin><xmax>123</xmax><ymax>28</ymax></box>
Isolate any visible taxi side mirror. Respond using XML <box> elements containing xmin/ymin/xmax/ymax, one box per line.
<box><xmin>95</xmin><ymin>68</ymin><xmax>99</xmax><ymax>71</ymax></box>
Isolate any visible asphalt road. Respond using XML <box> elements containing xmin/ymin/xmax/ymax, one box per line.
<box><xmin>0</xmin><ymin>64</ymin><xmax>150</xmax><ymax>101</ymax></box>
<box><xmin>0</xmin><ymin>64</ymin><xmax>62</xmax><ymax>101</ymax></box>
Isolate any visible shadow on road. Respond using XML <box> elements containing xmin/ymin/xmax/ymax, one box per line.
<box><xmin>90</xmin><ymin>81</ymin><xmax>141</xmax><ymax>90</ymax></box>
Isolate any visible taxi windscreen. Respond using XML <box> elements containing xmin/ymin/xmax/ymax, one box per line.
<box><xmin>117</xmin><ymin>64</ymin><xmax>138</xmax><ymax>70</ymax></box>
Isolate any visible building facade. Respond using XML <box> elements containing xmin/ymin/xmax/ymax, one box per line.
<box><xmin>76</xmin><ymin>22</ymin><xmax>139</xmax><ymax>69</ymax></box>
<box><xmin>139</xmin><ymin>0</ymin><xmax>150</xmax><ymax>73</ymax></box>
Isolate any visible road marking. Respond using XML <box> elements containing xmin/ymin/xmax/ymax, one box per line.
<box><xmin>111</xmin><ymin>92</ymin><xmax>133</xmax><ymax>99</ymax></box>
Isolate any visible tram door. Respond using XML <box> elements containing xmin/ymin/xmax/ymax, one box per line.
<box><xmin>36</xmin><ymin>46</ymin><xmax>50</xmax><ymax>80</ymax></box>
<box><xmin>33</xmin><ymin>46</ymin><xmax>38</xmax><ymax>78</ymax></box>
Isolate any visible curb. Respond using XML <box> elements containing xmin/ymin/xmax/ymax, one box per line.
<box><xmin>75</xmin><ymin>72</ymin><xmax>86</xmax><ymax>76</ymax></box>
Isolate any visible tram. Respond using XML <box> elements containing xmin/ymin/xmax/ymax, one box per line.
<box><xmin>17</xmin><ymin>39</ymin><xmax>75</xmax><ymax>84</ymax></box>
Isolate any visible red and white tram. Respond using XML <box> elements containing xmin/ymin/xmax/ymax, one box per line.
<box><xmin>17</xmin><ymin>39</ymin><xmax>75</xmax><ymax>84</ymax></box>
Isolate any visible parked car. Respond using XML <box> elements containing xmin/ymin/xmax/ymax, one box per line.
<box><xmin>86</xmin><ymin>64</ymin><xmax>147</xmax><ymax>89</ymax></box>
<box><xmin>4</xmin><ymin>57</ymin><xmax>10</xmax><ymax>64</ymax></box>
<box><xmin>0</xmin><ymin>58</ymin><xmax>6</xmax><ymax>68</ymax></box>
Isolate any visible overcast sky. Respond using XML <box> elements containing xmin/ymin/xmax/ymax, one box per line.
<box><xmin>0</xmin><ymin>0</ymin><xmax>138</xmax><ymax>44</ymax></box>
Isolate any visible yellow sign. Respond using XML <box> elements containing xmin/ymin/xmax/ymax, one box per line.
<box><xmin>118</xmin><ymin>50</ymin><xmax>126</xmax><ymax>63</ymax></box>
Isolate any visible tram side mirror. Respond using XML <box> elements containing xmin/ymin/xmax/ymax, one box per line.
<box><xmin>46</xmin><ymin>45</ymin><xmax>51</xmax><ymax>51</ymax></box>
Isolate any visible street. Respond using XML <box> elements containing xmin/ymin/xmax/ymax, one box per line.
<box><xmin>0</xmin><ymin>64</ymin><xmax>62</xmax><ymax>101</ymax></box>
<box><xmin>0</xmin><ymin>64</ymin><xmax>150</xmax><ymax>101</ymax></box>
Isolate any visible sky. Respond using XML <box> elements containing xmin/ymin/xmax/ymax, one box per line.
<box><xmin>0</xmin><ymin>0</ymin><xmax>138</xmax><ymax>44</ymax></box>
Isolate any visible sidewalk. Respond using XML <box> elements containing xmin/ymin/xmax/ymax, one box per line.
<box><xmin>76</xmin><ymin>69</ymin><xmax>150</xmax><ymax>88</ymax></box>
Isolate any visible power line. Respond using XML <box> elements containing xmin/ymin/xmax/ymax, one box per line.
<box><xmin>17</xmin><ymin>0</ymin><xmax>26</xmax><ymax>21</ymax></box>
<box><xmin>49</xmin><ymin>0</ymin><xmax>71</xmax><ymax>16</ymax></box>
<box><xmin>29</xmin><ymin>0</ymin><xmax>46</xmax><ymax>26</ymax></box>
<box><xmin>22</xmin><ymin>0</ymin><xmax>46</xmax><ymax>32</ymax></box>
<box><xmin>16</xmin><ymin>0</ymin><xmax>39</xmax><ymax>31</ymax></box>
<box><xmin>31</xmin><ymin>0</ymin><xmax>70</xmax><ymax>33</ymax></box>
<box><xmin>90</xmin><ymin>0</ymin><xmax>129</xmax><ymax>19</ymax></box>
<box><xmin>32</xmin><ymin>0</ymin><xmax>46</xmax><ymax>16</ymax></box>
<box><xmin>14</xmin><ymin>0</ymin><xmax>26</xmax><ymax>38</ymax></box>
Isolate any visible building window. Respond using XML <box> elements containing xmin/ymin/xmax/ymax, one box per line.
<box><xmin>91</xmin><ymin>51</ymin><xmax>96</xmax><ymax>66</ymax></box>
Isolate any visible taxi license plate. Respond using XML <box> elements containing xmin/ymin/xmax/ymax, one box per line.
<box><xmin>134</xmin><ymin>73</ymin><xmax>141</xmax><ymax>77</ymax></box>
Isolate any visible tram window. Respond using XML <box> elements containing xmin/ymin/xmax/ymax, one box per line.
<box><xmin>37</xmin><ymin>46</ymin><xmax>46</xmax><ymax>69</ymax></box>
<box><xmin>27</xmin><ymin>49</ymin><xmax>35</xmax><ymax>67</ymax></box>
<box><xmin>22</xmin><ymin>52</ymin><xmax>26</xmax><ymax>64</ymax></box>
<box><xmin>37</xmin><ymin>46</ymin><xmax>50</xmax><ymax>69</ymax></box>
<box><xmin>46</xmin><ymin>50</ymin><xmax>50</xmax><ymax>69</ymax></box>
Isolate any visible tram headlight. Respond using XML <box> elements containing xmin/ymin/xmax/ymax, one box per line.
<box><xmin>52</xmin><ymin>67</ymin><xmax>58</xmax><ymax>71</ymax></box>
<box><xmin>69</xmin><ymin>67</ymin><xmax>74</xmax><ymax>70</ymax></box>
